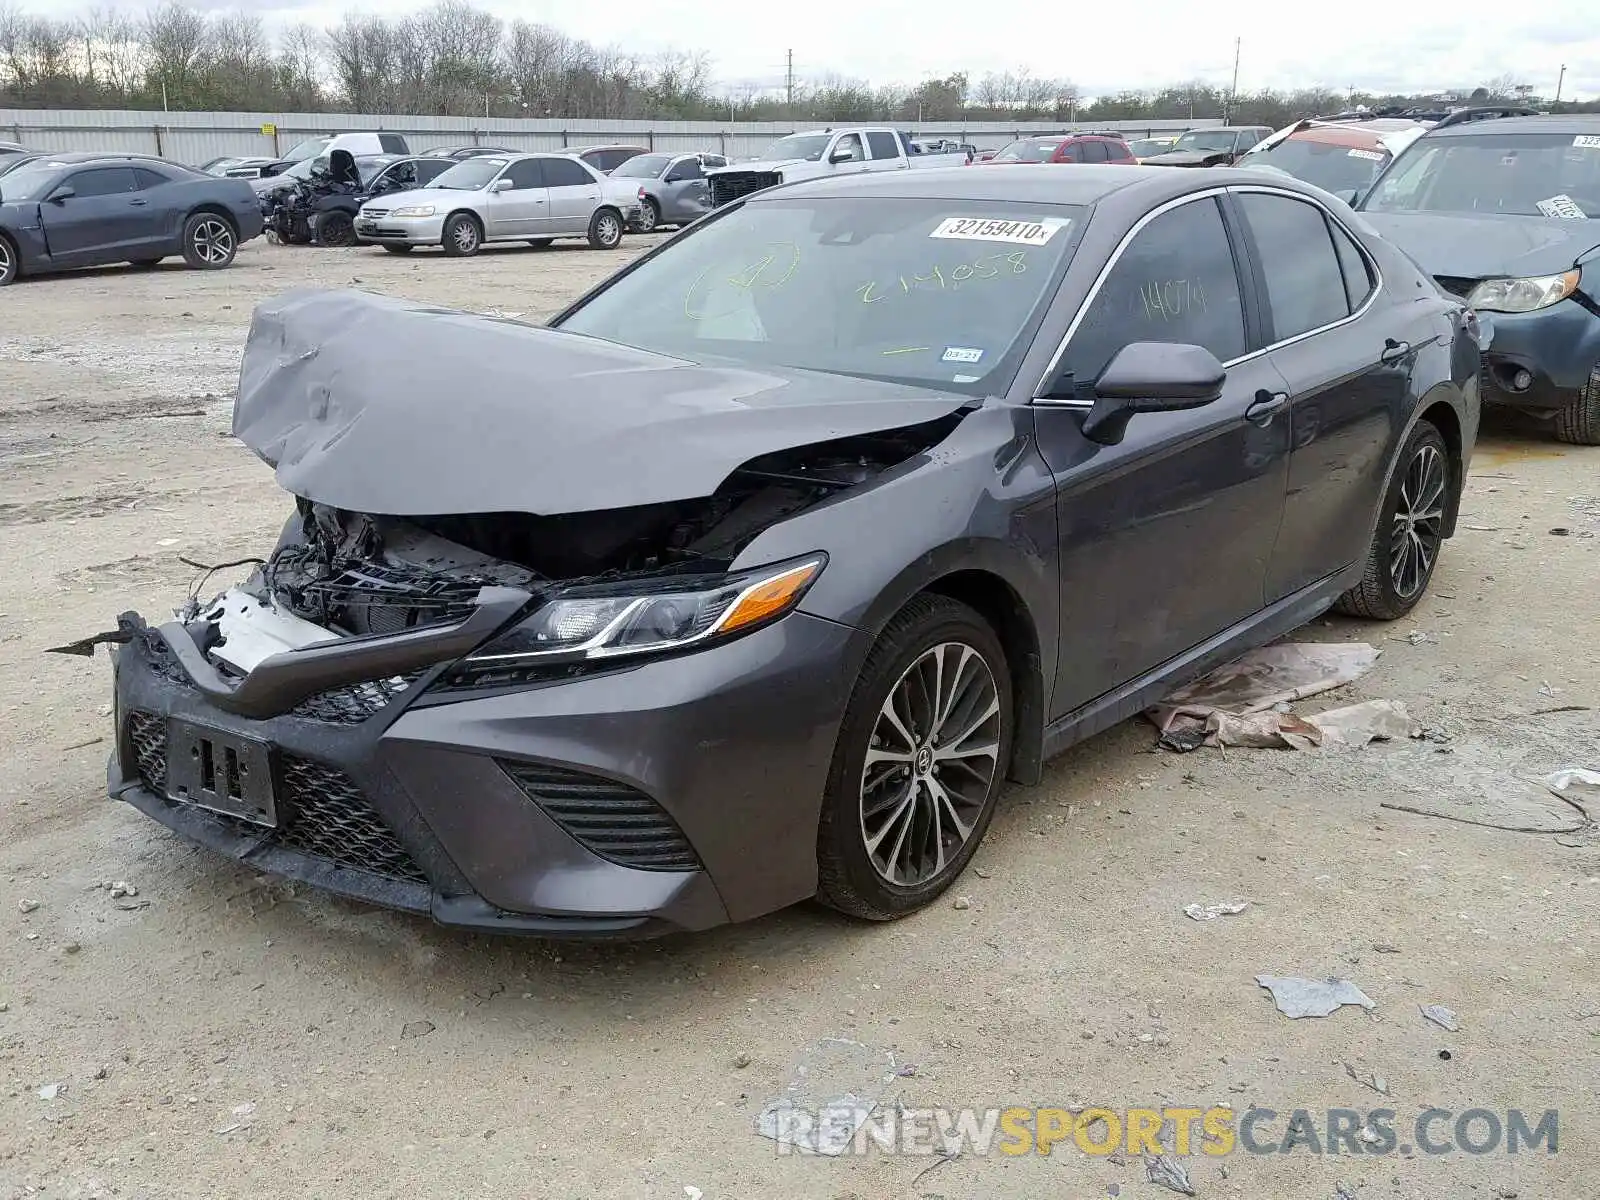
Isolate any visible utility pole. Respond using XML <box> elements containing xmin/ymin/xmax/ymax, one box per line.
<box><xmin>785</xmin><ymin>49</ymin><xmax>794</xmax><ymax>115</ymax></box>
<box><xmin>1555</xmin><ymin>64</ymin><xmax>1566</xmax><ymax>103</ymax></box>
<box><xmin>1227</xmin><ymin>37</ymin><xmax>1241</xmax><ymax>123</ymax></box>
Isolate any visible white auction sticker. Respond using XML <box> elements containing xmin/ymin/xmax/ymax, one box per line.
<box><xmin>929</xmin><ymin>216</ymin><xmax>1069</xmax><ymax>245</ymax></box>
<box><xmin>1347</xmin><ymin>148</ymin><xmax>1385</xmax><ymax>161</ymax></box>
<box><xmin>1573</xmin><ymin>135</ymin><xmax>1600</xmax><ymax>150</ymax></box>
<box><xmin>941</xmin><ymin>346</ymin><xmax>985</xmax><ymax>364</ymax></box>
<box><xmin>1537</xmin><ymin>194</ymin><xmax>1587</xmax><ymax>220</ymax></box>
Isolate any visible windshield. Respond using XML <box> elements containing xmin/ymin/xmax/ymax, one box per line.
<box><xmin>283</xmin><ymin>136</ymin><xmax>332</xmax><ymax>162</ymax></box>
<box><xmin>1251</xmin><ymin>137</ymin><xmax>1390</xmax><ymax>194</ymax></box>
<box><xmin>1173</xmin><ymin>131</ymin><xmax>1238</xmax><ymax>154</ymax></box>
<box><xmin>428</xmin><ymin>158</ymin><xmax>507</xmax><ymax>190</ymax></box>
<box><xmin>1364</xmin><ymin>131</ymin><xmax>1600</xmax><ymax>218</ymax></box>
<box><xmin>555</xmin><ymin>197</ymin><xmax>1086</xmax><ymax>395</ymax></box>
<box><xmin>0</xmin><ymin>164</ymin><xmax>61</xmax><ymax>201</ymax></box>
<box><xmin>1127</xmin><ymin>138</ymin><xmax>1174</xmax><ymax>157</ymax></box>
<box><xmin>993</xmin><ymin>139</ymin><xmax>1063</xmax><ymax>163</ymax></box>
<box><xmin>613</xmin><ymin>154</ymin><xmax>671</xmax><ymax>179</ymax></box>
<box><xmin>758</xmin><ymin>134</ymin><xmax>832</xmax><ymax>162</ymax></box>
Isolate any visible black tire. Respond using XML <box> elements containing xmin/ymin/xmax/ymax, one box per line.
<box><xmin>0</xmin><ymin>234</ymin><xmax>16</xmax><ymax>286</ymax></box>
<box><xmin>526</xmin><ymin>238</ymin><xmax>554</xmax><ymax>248</ymax></box>
<box><xmin>381</xmin><ymin>244</ymin><xmax>414</xmax><ymax>254</ymax></box>
<box><xmin>816</xmin><ymin>595</ymin><xmax>1013</xmax><ymax>921</ymax></box>
<box><xmin>181</xmin><ymin>211</ymin><xmax>237</xmax><ymax>269</ymax></box>
<box><xmin>1335</xmin><ymin>420</ymin><xmax>1453</xmax><ymax>620</ymax></box>
<box><xmin>441</xmin><ymin>212</ymin><xmax>482</xmax><ymax>257</ymax></box>
<box><xmin>317</xmin><ymin>211</ymin><xmax>356</xmax><ymax>248</ymax></box>
<box><xmin>129</xmin><ymin>257</ymin><xmax>163</xmax><ymax>269</ymax></box>
<box><xmin>1553</xmin><ymin>367</ymin><xmax>1600</xmax><ymax>446</ymax></box>
<box><xmin>587</xmin><ymin>207</ymin><xmax>624</xmax><ymax>250</ymax></box>
<box><xmin>633</xmin><ymin>198</ymin><xmax>660</xmax><ymax>234</ymax></box>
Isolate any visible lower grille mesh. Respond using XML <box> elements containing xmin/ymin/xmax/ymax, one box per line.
<box><xmin>501</xmin><ymin>761</ymin><xmax>700</xmax><ymax>871</ymax></box>
<box><xmin>125</xmin><ymin>711</ymin><xmax>427</xmax><ymax>884</ymax></box>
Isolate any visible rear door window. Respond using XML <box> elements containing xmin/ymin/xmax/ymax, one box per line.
<box><xmin>866</xmin><ymin>131</ymin><xmax>900</xmax><ymax>160</ymax></box>
<box><xmin>1080</xmin><ymin>141</ymin><xmax>1107</xmax><ymax>163</ymax></box>
<box><xmin>1330</xmin><ymin>220</ymin><xmax>1375</xmax><ymax>311</ymax></box>
<box><xmin>544</xmin><ymin>157</ymin><xmax>593</xmax><ymax>188</ymax></box>
<box><xmin>1238</xmin><ymin>192</ymin><xmax>1351</xmax><ymax>339</ymax></box>
<box><xmin>1059</xmin><ymin>142</ymin><xmax>1084</xmax><ymax>163</ymax></box>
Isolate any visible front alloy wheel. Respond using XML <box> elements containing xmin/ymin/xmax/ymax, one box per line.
<box><xmin>1335</xmin><ymin>420</ymin><xmax>1452</xmax><ymax>619</ymax></box>
<box><xmin>588</xmin><ymin>208</ymin><xmax>623</xmax><ymax>249</ymax></box>
<box><xmin>817</xmin><ymin>594</ymin><xmax>1013</xmax><ymax>920</ymax></box>
<box><xmin>0</xmin><ymin>236</ymin><xmax>16</xmax><ymax>286</ymax></box>
<box><xmin>442</xmin><ymin>213</ymin><xmax>481</xmax><ymax>257</ymax></box>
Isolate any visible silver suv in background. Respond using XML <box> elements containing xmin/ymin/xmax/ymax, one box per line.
<box><xmin>354</xmin><ymin>152</ymin><xmax>642</xmax><ymax>255</ymax></box>
<box><xmin>611</xmin><ymin>151</ymin><xmax>728</xmax><ymax>231</ymax></box>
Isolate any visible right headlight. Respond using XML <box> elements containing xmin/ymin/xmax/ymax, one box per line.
<box><xmin>462</xmin><ymin>555</ymin><xmax>826</xmax><ymax>669</ymax></box>
<box><xmin>389</xmin><ymin>204</ymin><xmax>436</xmax><ymax>218</ymax></box>
<box><xmin>1465</xmin><ymin>270</ymin><xmax>1580</xmax><ymax>314</ymax></box>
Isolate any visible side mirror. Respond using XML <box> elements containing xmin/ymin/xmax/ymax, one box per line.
<box><xmin>1332</xmin><ymin>187</ymin><xmax>1361</xmax><ymax>206</ymax></box>
<box><xmin>46</xmin><ymin>185</ymin><xmax>74</xmax><ymax>203</ymax></box>
<box><xmin>490</xmin><ymin>177</ymin><xmax>514</xmax><ymax>192</ymax></box>
<box><xmin>828</xmin><ymin>146</ymin><xmax>855</xmax><ymax>164</ymax></box>
<box><xmin>1079</xmin><ymin>342</ymin><xmax>1226</xmax><ymax>445</ymax></box>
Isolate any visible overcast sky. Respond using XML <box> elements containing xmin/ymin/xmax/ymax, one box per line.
<box><xmin>76</xmin><ymin>0</ymin><xmax>1600</xmax><ymax>99</ymax></box>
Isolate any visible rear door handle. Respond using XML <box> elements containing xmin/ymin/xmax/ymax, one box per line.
<box><xmin>1380</xmin><ymin>338</ymin><xmax>1411</xmax><ymax>364</ymax></box>
<box><xmin>129</xmin><ymin>198</ymin><xmax>148</xmax><ymax>206</ymax></box>
<box><xmin>1245</xmin><ymin>389</ymin><xmax>1290</xmax><ymax>425</ymax></box>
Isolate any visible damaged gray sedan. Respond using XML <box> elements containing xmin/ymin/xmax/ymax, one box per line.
<box><xmin>82</xmin><ymin>165</ymin><xmax>1480</xmax><ymax>936</ymax></box>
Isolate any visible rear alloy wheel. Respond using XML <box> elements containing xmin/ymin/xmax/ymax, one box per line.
<box><xmin>587</xmin><ymin>208</ymin><xmax>623</xmax><ymax>249</ymax></box>
<box><xmin>1553</xmin><ymin>366</ymin><xmax>1600</xmax><ymax>446</ymax></box>
<box><xmin>633</xmin><ymin>198</ymin><xmax>660</xmax><ymax>234</ymax></box>
<box><xmin>442</xmin><ymin>213</ymin><xmax>482</xmax><ymax>257</ymax></box>
<box><xmin>817</xmin><ymin>595</ymin><xmax>1012</xmax><ymax>920</ymax></box>
<box><xmin>1335</xmin><ymin>421</ymin><xmax>1452</xmax><ymax>620</ymax></box>
<box><xmin>316</xmin><ymin>211</ymin><xmax>355</xmax><ymax>248</ymax></box>
<box><xmin>182</xmin><ymin>213</ymin><xmax>236</xmax><ymax>269</ymax></box>
<box><xmin>0</xmin><ymin>235</ymin><xmax>15</xmax><ymax>286</ymax></box>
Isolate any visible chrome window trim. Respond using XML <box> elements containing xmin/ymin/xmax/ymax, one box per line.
<box><xmin>1034</xmin><ymin>183</ymin><xmax>1386</xmax><ymax>409</ymax></box>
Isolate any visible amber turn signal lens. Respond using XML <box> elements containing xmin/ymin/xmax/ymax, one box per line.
<box><xmin>716</xmin><ymin>560</ymin><xmax>823</xmax><ymax>634</ymax></box>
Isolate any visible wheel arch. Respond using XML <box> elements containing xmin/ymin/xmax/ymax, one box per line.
<box><xmin>184</xmin><ymin>203</ymin><xmax>238</xmax><ymax>233</ymax></box>
<box><xmin>1416</xmin><ymin>394</ymin><xmax>1465</xmax><ymax>537</ymax></box>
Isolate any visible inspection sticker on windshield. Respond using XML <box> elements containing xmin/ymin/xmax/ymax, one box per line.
<box><xmin>942</xmin><ymin>347</ymin><xmax>985</xmax><ymax>364</ymax></box>
<box><xmin>1346</xmin><ymin>148</ymin><xmax>1385</xmax><ymax>161</ymax></box>
<box><xmin>1537</xmin><ymin>194</ymin><xmax>1587</xmax><ymax>219</ymax></box>
<box><xmin>1573</xmin><ymin>135</ymin><xmax>1600</xmax><ymax>150</ymax></box>
<box><xmin>930</xmin><ymin>217</ymin><xmax>1069</xmax><ymax>245</ymax></box>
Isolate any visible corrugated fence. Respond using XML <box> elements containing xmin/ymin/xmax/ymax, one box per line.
<box><xmin>0</xmin><ymin>108</ymin><xmax>1217</xmax><ymax>165</ymax></box>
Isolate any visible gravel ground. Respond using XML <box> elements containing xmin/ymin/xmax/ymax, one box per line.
<box><xmin>1</xmin><ymin>238</ymin><xmax>1597</xmax><ymax>1200</ymax></box>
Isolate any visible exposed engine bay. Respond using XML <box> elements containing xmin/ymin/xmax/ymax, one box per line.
<box><xmin>196</xmin><ymin>417</ymin><xmax>959</xmax><ymax>679</ymax></box>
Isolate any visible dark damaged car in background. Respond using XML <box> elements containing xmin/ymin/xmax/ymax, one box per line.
<box><xmin>1355</xmin><ymin>112</ymin><xmax>1600</xmax><ymax>443</ymax></box>
<box><xmin>65</xmin><ymin>164</ymin><xmax>1482</xmax><ymax>937</ymax></box>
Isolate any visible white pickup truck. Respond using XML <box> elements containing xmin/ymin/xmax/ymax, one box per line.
<box><xmin>707</xmin><ymin>128</ymin><xmax>969</xmax><ymax>208</ymax></box>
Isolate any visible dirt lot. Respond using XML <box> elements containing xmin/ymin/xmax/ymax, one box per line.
<box><xmin>1</xmin><ymin>238</ymin><xmax>1598</xmax><ymax>1200</ymax></box>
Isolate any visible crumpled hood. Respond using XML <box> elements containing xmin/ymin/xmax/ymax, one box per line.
<box><xmin>708</xmin><ymin>159</ymin><xmax>804</xmax><ymax>175</ymax></box>
<box><xmin>234</xmin><ymin>289</ymin><xmax>968</xmax><ymax>516</ymax></box>
<box><xmin>1141</xmin><ymin>150</ymin><xmax>1228</xmax><ymax>168</ymax></box>
<box><xmin>1359</xmin><ymin>211</ymin><xmax>1600</xmax><ymax>280</ymax></box>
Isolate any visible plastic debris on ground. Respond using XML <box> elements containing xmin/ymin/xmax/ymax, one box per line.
<box><xmin>1146</xmin><ymin>643</ymin><xmax>1382</xmax><ymax>750</ymax></box>
<box><xmin>1256</xmin><ymin>975</ymin><xmax>1376</xmax><ymax>1019</ymax></box>
<box><xmin>1183</xmin><ymin>900</ymin><xmax>1250</xmax><ymax>922</ymax></box>
<box><xmin>1144</xmin><ymin>1152</ymin><xmax>1198</xmax><ymax>1195</ymax></box>
<box><xmin>754</xmin><ymin>1037</ymin><xmax>901</xmax><ymax>1156</ymax></box>
<box><xmin>36</xmin><ymin>1083</ymin><xmax>63</xmax><ymax>1101</ymax></box>
<box><xmin>1421</xmin><ymin>1003</ymin><xmax>1461</xmax><ymax>1032</ymax></box>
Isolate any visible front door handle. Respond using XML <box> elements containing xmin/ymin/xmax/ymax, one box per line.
<box><xmin>1380</xmin><ymin>338</ymin><xmax>1411</xmax><ymax>364</ymax></box>
<box><xmin>1245</xmin><ymin>389</ymin><xmax>1289</xmax><ymax>425</ymax></box>
<box><xmin>129</xmin><ymin>198</ymin><xmax>149</xmax><ymax>206</ymax></box>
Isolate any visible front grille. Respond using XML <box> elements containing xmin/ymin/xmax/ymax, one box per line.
<box><xmin>125</xmin><ymin>710</ymin><xmax>428</xmax><ymax>885</ymax></box>
<box><xmin>275</xmin><ymin>756</ymin><xmax>427</xmax><ymax>883</ymax></box>
<box><xmin>1434</xmin><ymin>275</ymin><xmax>1478</xmax><ymax>299</ymax></box>
<box><xmin>361</xmin><ymin>208</ymin><xmax>389</xmax><ymax>218</ymax></box>
<box><xmin>501</xmin><ymin>761</ymin><xmax>700</xmax><ymax>871</ymax></box>
<box><xmin>128</xmin><ymin>710</ymin><xmax>167</xmax><ymax>793</ymax></box>
<box><xmin>290</xmin><ymin>673</ymin><xmax>420</xmax><ymax>725</ymax></box>
<box><xmin>710</xmin><ymin>172</ymin><xmax>781</xmax><ymax>208</ymax></box>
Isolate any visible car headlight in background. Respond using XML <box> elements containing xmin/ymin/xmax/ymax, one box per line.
<box><xmin>1466</xmin><ymin>270</ymin><xmax>1580</xmax><ymax>313</ymax></box>
<box><xmin>464</xmin><ymin>555</ymin><xmax>825</xmax><ymax>667</ymax></box>
<box><xmin>389</xmin><ymin>204</ymin><xmax>436</xmax><ymax>218</ymax></box>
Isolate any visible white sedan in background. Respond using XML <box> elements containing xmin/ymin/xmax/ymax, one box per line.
<box><xmin>354</xmin><ymin>152</ymin><xmax>642</xmax><ymax>255</ymax></box>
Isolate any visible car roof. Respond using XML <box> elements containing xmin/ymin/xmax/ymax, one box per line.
<box><xmin>1424</xmin><ymin>113</ymin><xmax>1600</xmax><ymax>138</ymax></box>
<box><xmin>760</xmin><ymin>163</ymin><xmax>1263</xmax><ymax>207</ymax></box>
